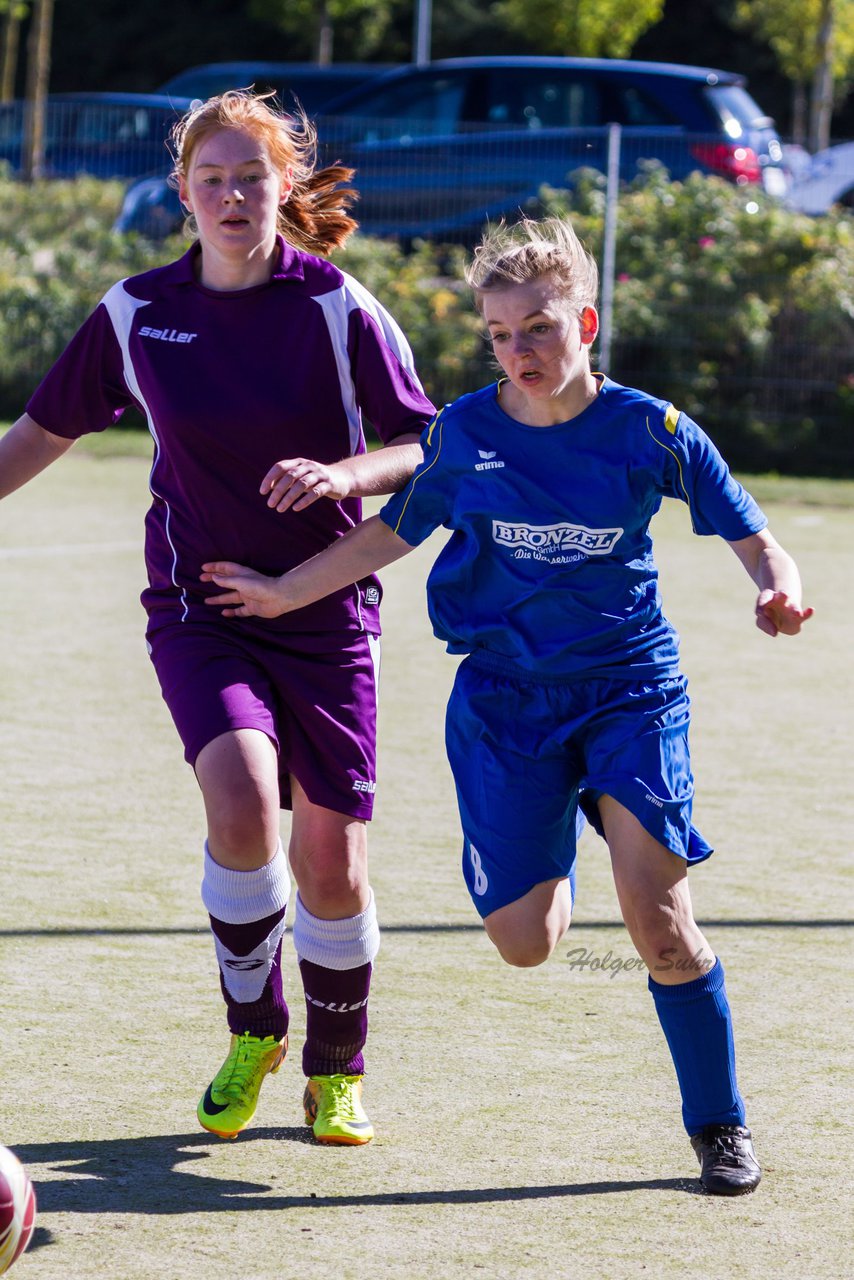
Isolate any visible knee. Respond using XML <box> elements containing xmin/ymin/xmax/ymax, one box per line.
<box><xmin>206</xmin><ymin>790</ymin><xmax>279</xmax><ymax>866</ymax></box>
<box><xmin>622</xmin><ymin>897</ymin><xmax>698</xmax><ymax>960</ymax></box>
<box><xmin>486</xmin><ymin>926</ymin><xmax>557</xmax><ymax>969</ymax></box>
<box><xmin>290</xmin><ymin>841</ymin><xmax>368</xmax><ymax>917</ymax></box>
<box><xmin>483</xmin><ymin>879</ymin><xmax>572</xmax><ymax>968</ymax></box>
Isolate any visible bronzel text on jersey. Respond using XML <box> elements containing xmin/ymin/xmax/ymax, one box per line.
<box><xmin>492</xmin><ymin>519</ymin><xmax>624</xmax><ymax>557</ymax></box>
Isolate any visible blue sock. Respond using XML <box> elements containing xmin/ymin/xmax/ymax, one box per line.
<box><xmin>648</xmin><ymin>957</ymin><xmax>746</xmax><ymax>1134</ymax></box>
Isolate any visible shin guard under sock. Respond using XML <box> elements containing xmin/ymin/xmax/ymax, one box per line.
<box><xmin>649</xmin><ymin>957</ymin><xmax>746</xmax><ymax>1134</ymax></box>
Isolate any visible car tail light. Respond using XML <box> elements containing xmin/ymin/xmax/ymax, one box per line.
<box><xmin>690</xmin><ymin>142</ymin><xmax>762</xmax><ymax>184</ymax></box>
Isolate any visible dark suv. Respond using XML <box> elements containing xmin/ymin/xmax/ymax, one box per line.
<box><xmin>0</xmin><ymin>92</ymin><xmax>192</xmax><ymax>180</ymax></box>
<box><xmin>116</xmin><ymin>56</ymin><xmax>788</xmax><ymax>241</ymax></box>
<box><xmin>315</xmin><ymin>57</ymin><xmax>788</xmax><ymax>239</ymax></box>
<box><xmin>158</xmin><ymin>61</ymin><xmax>396</xmax><ymax>113</ymax></box>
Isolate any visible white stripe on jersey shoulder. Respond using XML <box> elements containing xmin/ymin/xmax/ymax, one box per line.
<box><xmin>100</xmin><ymin>280</ymin><xmax>150</xmax><ymax>366</ymax></box>
<box><xmin>101</xmin><ymin>280</ymin><xmax>187</xmax><ymax>618</ymax></box>
<box><xmin>335</xmin><ymin>269</ymin><xmax>422</xmax><ymax>379</ymax></box>
<box><xmin>310</xmin><ymin>283</ymin><xmax>362</xmax><ymax>457</ymax></box>
<box><xmin>310</xmin><ymin>269</ymin><xmax>425</xmax><ymax>457</ymax></box>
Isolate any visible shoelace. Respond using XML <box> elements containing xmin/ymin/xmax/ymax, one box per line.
<box><xmin>705</xmin><ymin>1131</ymin><xmax>747</xmax><ymax>1166</ymax></box>
<box><xmin>218</xmin><ymin>1036</ymin><xmax>274</xmax><ymax>1102</ymax></box>
<box><xmin>320</xmin><ymin>1076</ymin><xmax>359</xmax><ymax>1122</ymax></box>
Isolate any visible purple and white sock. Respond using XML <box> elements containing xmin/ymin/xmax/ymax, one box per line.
<box><xmin>293</xmin><ymin>890</ymin><xmax>380</xmax><ymax>1077</ymax></box>
<box><xmin>201</xmin><ymin>841</ymin><xmax>291</xmax><ymax>1041</ymax></box>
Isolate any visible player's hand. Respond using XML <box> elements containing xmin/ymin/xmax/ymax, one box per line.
<box><xmin>200</xmin><ymin>562</ymin><xmax>291</xmax><ymax>618</ymax></box>
<box><xmin>261</xmin><ymin>457</ymin><xmax>352</xmax><ymax>513</ymax></box>
<box><xmin>755</xmin><ymin>589</ymin><xmax>814</xmax><ymax>637</ymax></box>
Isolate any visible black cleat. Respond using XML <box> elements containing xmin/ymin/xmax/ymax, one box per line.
<box><xmin>690</xmin><ymin>1124</ymin><xmax>762</xmax><ymax>1195</ymax></box>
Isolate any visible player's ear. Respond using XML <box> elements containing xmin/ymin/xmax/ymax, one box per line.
<box><xmin>279</xmin><ymin>166</ymin><xmax>294</xmax><ymax>205</ymax></box>
<box><xmin>580</xmin><ymin>306</ymin><xmax>599</xmax><ymax>346</ymax></box>
<box><xmin>178</xmin><ymin>176</ymin><xmax>192</xmax><ymax>213</ymax></box>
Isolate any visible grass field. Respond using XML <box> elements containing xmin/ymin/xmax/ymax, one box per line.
<box><xmin>0</xmin><ymin>438</ymin><xmax>851</xmax><ymax>1280</ymax></box>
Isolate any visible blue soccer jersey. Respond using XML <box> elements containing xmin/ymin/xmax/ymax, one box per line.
<box><xmin>380</xmin><ymin>376</ymin><xmax>767</xmax><ymax>679</ymax></box>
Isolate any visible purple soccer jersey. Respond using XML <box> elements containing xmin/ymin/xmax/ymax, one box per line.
<box><xmin>27</xmin><ymin>236</ymin><xmax>435</xmax><ymax>636</ymax></box>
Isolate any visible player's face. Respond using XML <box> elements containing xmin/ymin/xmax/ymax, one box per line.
<box><xmin>179</xmin><ymin>126</ymin><xmax>292</xmax><ymax>268</ymax></box>
<box><xmin>483</xmin><ymin>277</ymin><xmax>598</xmax><ymax>425</ymax></box>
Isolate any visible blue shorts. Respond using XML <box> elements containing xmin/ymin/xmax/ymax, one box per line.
<box><xmin>445</xmin><ymin>656</ymin><xmax>712</xmax><ymax>918</ymax></box>
<box><xmin>146</xmin><ymin>620</ymin><xmax>381</xmax><ymax>819</ymax></box>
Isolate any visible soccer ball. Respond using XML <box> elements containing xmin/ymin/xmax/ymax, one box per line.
<box><xmin>0</xmin><ymin>1147</ymin><xmax>36</xmax><ymax>1276</ymax></box>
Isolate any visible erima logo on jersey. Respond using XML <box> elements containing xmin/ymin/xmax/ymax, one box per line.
<box><xmin>476</xmin><ymin>448</ymin><xmax>505</xmax><ymax>471</ymax></box>
<box><xmin>493</xmin><ymin>520</ymin><xmax>623</xmax><ymax>556</ymax></box>
<box><xmin>139</xmin><ymin>326</ymin><xmax>198</xmax><ymax>344</ymax></box>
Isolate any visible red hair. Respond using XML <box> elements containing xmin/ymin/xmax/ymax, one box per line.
<box><xmin>170</xmin><ymin>89</ymin><xmax>358</xmax><ymax>255</ymax></box>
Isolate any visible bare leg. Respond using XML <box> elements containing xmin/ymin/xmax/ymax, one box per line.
<box><xmin>195</xmin><ymin>727</ymin><xmax>282</xmax><ymax>869</ymax></box>
<box><xmin>483</xmin><ymin>876</ymin><xmax>574</xmax><ymax>968</ymax></box>
<box><xmin>599</xmin><ymin>794</ymin><xmax>751</xmax><ymax>1175</ymax></box>
<box><xmin>599</xmin><ymin>793</ymin><xmax>714</xmax><ymax>985</ymax></box>
<box><xmin>288</xmin><ymin>776</ymin><xmax>377</xmax><ymax>1085</ymax></box>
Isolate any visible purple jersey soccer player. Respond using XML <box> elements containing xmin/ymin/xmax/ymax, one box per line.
<box><xmin>0</xmin><ymin>90</ymin><xmax>435</xmax><ymax>1145</ymax></box>
<box><xmin>199</xmin><ymin>216</ymin><xmax>814</xmax><ymax>1193</ymax></box>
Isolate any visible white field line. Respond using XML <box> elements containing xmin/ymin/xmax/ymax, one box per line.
<box><xmin>0</xmin><ymin>540</ymin><xmax>140</xmax><ymax>558</ymax></box>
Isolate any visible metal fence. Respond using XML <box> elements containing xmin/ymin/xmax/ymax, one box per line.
<box><xmin>2</xmin><ymin>100</ymin><xmax>853</xmax><ymax>473</ymax></box>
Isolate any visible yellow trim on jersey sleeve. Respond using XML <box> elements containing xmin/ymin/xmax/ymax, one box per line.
<box><xmin>645</xmin><ymin>412</ymin><xmax>692</xmax><ymax>513</ymax></box>
<box><xmin>389</xmin><ymin>405</ymin><xmax>447</xmax><ymax>536</ymax></box>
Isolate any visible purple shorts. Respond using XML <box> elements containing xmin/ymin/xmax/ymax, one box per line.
<box><xmin>146</xmin><ymin>620</ymin><xmax>381</xmax><ymax>819</ymax></box>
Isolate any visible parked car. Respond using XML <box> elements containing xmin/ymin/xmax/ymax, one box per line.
<box><xmin>158</xmin><ymin>61</ymin><xmax>396</xmax><ymax>113</ymax></box>
<box><xmin>0</xmin><ymin>92</ymin><xmax>192</xmax><ymax>180</ymax></box>
<box><xmin>116</xmin><ymin>56</ymin><xmax>789</xmax><ymax>242</ymax></box>
<box><xmin>114</xmin><ymin>63</ymin><xmax>397</xmax><ymax>238</ymax></box>
<box><xmin>313</xmin><ymin>56</ymin><xmax>789</xmax><ymax>239</ymax></box>
<box><xmin>785</xmin><ymin>141</ymin><xmax>854</xmax><ymax>214</ymax></box>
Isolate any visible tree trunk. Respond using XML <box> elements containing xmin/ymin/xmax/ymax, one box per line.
<box><xmin>315</xmin><ymin>0</ymin><xmax>333</xmax><ymax>65</ymax></box>
<box><xmin>22</xmin><ymin>0</ymin><xmax>53</xmax><ymax>181</ymax></box>
<box><xmin>809</xmin><ymin>0</ymin><xmax>834</xmax><ymax>151</ymax></box>
<box><xmin>1</xmin><ymin>6</ymin><xmax>23</xmax><ymax>102</ymax></box>
<box><xmin>791</xmin><ymin>81</ymin><xmax>807</xmax><ymax>149</ymax></box>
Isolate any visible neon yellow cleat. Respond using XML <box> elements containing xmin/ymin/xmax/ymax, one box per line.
<box><xmin>198</xmin><ymin>1031</ymin><xmax>287</xmax><ymax>1139</ymax></box>
<box><xmin>303</xmin><ymin>1073</ymin><xmax>374</xmax><ymax>1145</ymax></box>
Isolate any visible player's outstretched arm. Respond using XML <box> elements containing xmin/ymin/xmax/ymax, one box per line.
<box><xmin>201</xmin><ymin>513</ymin><xmax>413</xmax><ymax>619</ymax></box>
<box><xmin>259</xmin><ymin>435</ymin><xmax>423</xmax><ymax>514</ymax></box>
<box><xmin>0</xmin><ymin>413</ymin><xmax>74</xmax><ymax>500</ymax></box>
<box><xmin>727</xmin><ymin>528</ymin><xmax>814</xmax><ymax>637</ymax></box>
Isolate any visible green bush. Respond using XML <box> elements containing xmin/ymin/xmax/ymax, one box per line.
<box><xmin>336</xmin><ymin>235</ymin><xmax>486</xmax><ymax>408</ymax></box>
<box><xmin>0</xmin><ymin>173</ymin><xmax>485</xmax><ymax>423</ymax></box>
<box><xmin>0</xmin><ymin>174</ymin><xmax>186</xmax><ymax>416</ymax></box>
<box><xmin>539</xmin><ymin>168</ymin><xmax>854</xmax><ymax>475</ymax></box>
<box><xmin>2</xmin><ymin>169</ymin><xmax>852</xmax><ymax>474</ymax></box>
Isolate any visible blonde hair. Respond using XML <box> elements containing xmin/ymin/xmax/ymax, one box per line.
<box><xmin>465</xmin><ymin>217</ymin><xmax>599</xmax><ymax>316</ymax></box>
<box><xmin>169</xmin><ymin>89</ymin><xmax>358</xmax><ymax>255</ymax></box>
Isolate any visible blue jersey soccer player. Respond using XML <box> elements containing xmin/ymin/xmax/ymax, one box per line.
<box><xmin>0</xmin><ymin>90</ymin><xmax>436</xmax><ymax>1146</ymax></box>
<box><xmin>200</xmin><ymin>216</ymin><xmax>813</xmax><ymax>1193</ymax></box>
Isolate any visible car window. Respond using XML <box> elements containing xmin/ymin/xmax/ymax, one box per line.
<box><xmin>334</xmin><ymin>74</ymin><xmax>469</xmax><ymax>141</ymax></box>
<box><xmin>480</xmin><ymin>70</ymin><xmax>601</xmax><ymax>129</ymax></box>
<box><xmin>705</xmin><ymin>84</ymin><xmax>770</xmax><ymax>136</ymax></box>
<box><xmin>604</xmin><ymin>81</ymin><xmax>680</xmax><ymax>127</ymax></box>
<box><xmin>72</xmin><ymin>105</ymin><xmax>159</xmax><ymax>144</ymax></box>
<box><xmin>167</xmin><ymin>69</ymin><xmax>384</xmax><ymax>115</ymax></box>
<box><xmin>171</xmin><ymin>72</ymin><xmax>238</xmax><ymax>99</ymax></box>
